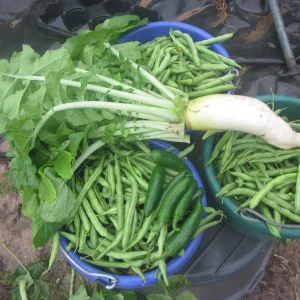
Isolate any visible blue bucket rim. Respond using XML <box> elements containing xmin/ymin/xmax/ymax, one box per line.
<box><xmin>60</xmin><ymin>139</ymin><xmax>208</xmax><ymax>289</ymax></box>
<box><xmin>117</xmin><ymin>21</ymin><xmax>230</xmax><ymax>59</ymax></box>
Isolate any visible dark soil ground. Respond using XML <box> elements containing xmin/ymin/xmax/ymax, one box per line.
<box><xmin>1</xmin><ymin>152</ymin><xmax>300</xmax><ymax>300</ymax></box>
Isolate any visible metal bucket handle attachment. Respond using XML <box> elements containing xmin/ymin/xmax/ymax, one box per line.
<box><xmin>60</xmin><ymin>246</ymin><xmax>118</xmax><ymax>290</ymax></box>
<box><xmin>239</xmin><ymin>208</ymin><xmax>300</xmax><ymax>228</ymax></box>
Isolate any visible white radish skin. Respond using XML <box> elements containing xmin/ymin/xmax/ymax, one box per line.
<box><xmin>185</xmin><ymin>94</ymin><xmax>300</xmax><ymax>149</ymax></box>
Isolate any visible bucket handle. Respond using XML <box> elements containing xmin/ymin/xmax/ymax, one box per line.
<box><xmin>60</xmin><ymin>246</ymin><xmax>118</xmax><ymax>290</ymax></box>
<box><xmin>239</xmin><ymin>208</ymin><xmax>300</xmax><ymax>228</ymax></box>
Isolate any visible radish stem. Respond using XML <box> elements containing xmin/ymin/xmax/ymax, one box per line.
<box><xmin>19</xmin><ymin>280</ymin><xmax>28</xmax><ymax>300</ymax></box>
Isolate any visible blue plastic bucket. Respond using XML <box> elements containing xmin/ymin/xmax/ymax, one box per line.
<box><xmin>60</xmin><ymin>139</ymin><xmax>208</xmax><ymax>289</ymax></box>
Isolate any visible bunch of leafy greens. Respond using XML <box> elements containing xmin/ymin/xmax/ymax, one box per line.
<box><xmin>8</xmin><ymin>262</ymin><xmax>49</xmax><ymax>300</ymax></box>
<box><xmin>0</xmin><ymin>15</ymin><xmax>188</xmax><ymax>249</ymax></box>
<box><xmin>70</xmin><ymin>275</ymin><xmax>197</xmax><ymax>300</ymax></box>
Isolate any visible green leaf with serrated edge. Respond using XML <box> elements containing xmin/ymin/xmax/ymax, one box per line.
<box><xmin>70</xmin><ymin>285</ymin><xmax>91</xmax><ymax>300</ymax></box>
<box><xmin>38</xmin><ymin>170</ymin><xmax>56</xmax><ymax>203</ymax></box>
<box><xmin>63</xmin><ymin>15</ymin><xmax>147</xmax><ymax>58</ymax></box>
<box><xmin>5</xmin><ymin>120</ymin><xmax>33</xmax><ymax>153</ymax></box>
<box><xmin>8</xmin><ymin>286</ymin><xmax>20</xmax><ymax>299</ymax></box>
<box><xmin>114</xmin><ymin>42</ymin><xmax>141</xmax><ymax>61</ymax></box>
<box><xmin>158</xmin><ymin>275</ymin><xmax>190</xmax><ymax>294</ymax></box>
<box><xmin>38</xmin><ymin>167</ymin><xmax>76</xmax><ymax>223</ymax></box>
<box><xmin>34</xmin><ymin>280</ymin><xmax>50</xmax><ymax>300</ymax></box>
<box><xmin>20</xmin><ymin>85</ymin><xmax>46</xmax><ymax>118</ymax></box>
<box><xmin>33</xmin><ymin>283</ymin><xmax>41</xmax><ymax>300</ymax></box>
<box><xmin>27</xmin><ymin>263</ymin><xmax>45</xmax><ymax>279</ymax></box>
<box><xmin>2</xmin><ymin>81</ymin><xmax>30</xmax><ymax>120</ymax></box>
<box><xmin>0</xmin><ymin>59</ymin><xmax>9</xmax><ymax>77</ymax></box>
<box><xmin>65</xmin><ymin>109</ymin><xmax>96</xmax><ymax>126</ymax></box>
<box><xmin>32</xmin><ymin>216</ymin><xmax>64</xmax><ymax>249</ymax></box>
<box><xmin>57</xmin><ymin>122</ymin><xmax>74</xmax><ymax>138</ymax></box>
<box><xmin>9</xmin><ymin>154</ymin><xmax>39</xmax><ymax>190</ymax></box>
<box><xmin>31</xmin><ymin>47</ymin><xmax>72</xmax><ymax>76</ymax></box>
<box><xmin>53</xmin><ymin>149</ymin><xmax>73</xmax><ymax>179</ymax></box>
<box><xmin>0</xmin><ymin>80</ymin><xmax>16</xmax><ymax>105</ymax></box>
<box><xmin>146</xmin><ymin>295</ymin><xmax>172</xmax><ymax>300</ymax></box>
<box><xmin>175</xmin><ymin>291</ymin><xmax>198</xmax><ymax>300</ymax></box>
<box><xmin>81</xmin><ymin>45</ymin><xmax>96</xmax><ymax>66</ymax></box>
<box><xmin>22</xmin><ymin>187</ymin><xmax>39</xmax><ymax>218</ymax></box>
<box><xmin>68</xmin><ymin>132</ymin><xmax>84</xmax><ymax>158</ymax></box>
<box><xmin>17</xmin><ymin>45</ymin><xmax>40</xmax><ymax>75</ymax></box>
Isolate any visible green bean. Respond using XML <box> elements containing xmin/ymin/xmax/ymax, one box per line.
<box><xmin>97</xmin><ymin>176</ymin><xmax>110</xmax><ymax>189</ymax></box>
<box><xmin>148</xmin><ymin>44</ymin><xmax>160</xmax><ymax>69</ymax></box>
<box><xmin>196</xmin><ymin>45</ymin><xmax>219</xmax><ymax>60</ymax></box>
<box><xmin>121</xmin><ymin>176</ymin><xmax>131</xmax><ymax>186</ymax></box>
<box><xmin>193</xmin><ymin>220</ymin><xmax>223</xmax><ymax>238</ymax></box>
<box><xmin>121</xmin><ymin>161</ymin><xmax>148</xmax><ymax>190</ymax></box>
<box><xmin>166</xmin><ymin>80</ymin><xmax>179</xmax><ymax>88</ymax></box>
<box><xmin>249</xmin><ymin>173</ymin><xmax>298</xmax><ymax>209</ymax></box>
<box><xmin>152</xmin><ymin>52</ymin><xmax>171</xmax><ymax>76</ymax></box>
<box><xmin>153</xmin><ymin>48</ymin><xmax>166</xmax><ymax>70</ymax></box>
<box><xmin>276</xmin><ymin>178</ymin><xmax>297</xmax><ymax>191</ymax></box>
<box><xmin>82</xmin><ymin>198</ymin><xmax>108</xmax><ymax>237</ymax></box>
<box><xmin>60</xmin><ymin>231</ymin><xmax>76</xmax><ymax>244</ymax></box>
<box><xmin>172</xmin><ymin>30</ymin><xmax>200</xmax><ymax>66</ymax></box>
<box><xmin>216</xmin><ymin>182</ymin><xmax>237</xmax><ymax>197</ymax></box>
<box><xmin>109</xmin><ymin>215</ymin><xmax>118</xmax><ymax>230</ymax></box>
<box><xmin>78</xmin><ymin>206</ymin><xmax>90</xmax><ymax>233</ymax></box>
<box><xmin>161</xmin><ymin>68</ymin><xmax>172</xmax><ymax>84</ymax></box>
<box><xmin>130</xmin><ymin>159</ymin><xmax>151</xmax><ymax>177</ymax></box>
<box><xmin>74</xmin><ymin>215</ymin><xmax>80</xmax><ymax>249</ymax></box>
<box><xmin>76</xmin><ymin>156</ymin><xmax>107</xmax><ymax>212</ymax></box>
<box><xmin>168</xmin><ymin>54</ymin><xmax>180</xmax><ymax>65</ymax></box>
<box><xmin>249</xmin><ymin>166</ymin><xmax>298</xmax><ymax>177</ymax></box>
<box><xmin>206</xmin><ymin>131</ymin><xmax>233</xmax><ymax>165</ymax></box>
<box><xmin>157</xmin><ymin>228</ymin><xmax>169</xmax><ymax>285</ymax></box>
<box><xmin>187</xmin><ymin>84</ymin><xmax>235</xmax><ymax>98</ymax></box>
<box><xmin>79</xmin><ymin>227</ymin><xmax>87</xmax><ymax>250</ymax></box>
<box><xmin>243</xmin><ymin>182</ymin><xmax>257</xmax><ymax>189</ymax></box>
<box><xmin>107</xmin><ymin>164</ymin><xmax>116</xmax><ymax>203</ymax></box>
<box><xmin>274</xmin><ymin>210</ymin><xmax>281</xmax><ymax>227</ymax></box>
<box><xmin>130</xmin><ymin>209</ymin><xmax>138</xmax><ymax>243</ymax></box>
<box><xmin>87</xmin><ymin>188</ymin><xmax>106</xmax><ymax>220</ymax></box>
<box><xmin>169</xmin><ymin>32</ymin><xmax>192</xmax><ymax>57</ymax></box>
<box><xmin>295</xmin><ymin>164</ymin><xmax>300</xmax><ymax>214</ymax></box>
<box><xmin>218</xmin><ymin>55</ymin><xmax>242</xmax><ymax>69</ymax></box>
<box><xmin>126</xmin><ymin>213</ymin><xmax>156</xmax><ymax>250</ymax></box>
<box><xmin>114</xmin><ymin>158</ymin><xmax>124</xmax><ymax>231</ymax></box>
<box><xmin>94</xmin><ymin>229</ymin><xmax>124</xmax><ymax>260</ymax></box>
<box><xmin>84</xmin><ymin>258</ymin><xmax>146</xmax><ymax>268</ymax></box>
<box><xmin>219</xmin><ymin>132</ymin><xmax>237</xmax><ymax>173</ymax></box>
<box><xmin>194</xmin><ymin>73</ymin><xmax>236</xmax><ymax>91</ymax></box>
<box><xmin>178</xmin><ymin>71</ymin><xmax>217</xmax><ymax>86</ymax></box>
<box><xmin>280</xmin><ymin>185</ymin><xmax>293</xmax><ymax>194</ymax></box>
<box><xmin>259</xmin><ymin>204</ymin><xmax>281</xmax><ymax>238</ymax></box>
<box><xmin>196</xmin><ymin>33</ymin><xmax>234</xmax><ymax>45</ymax></box>
<box><xmin>90</xmin><ymin>224</ymin><xmax>98</xmax><ymax>249</ymax></box>
<box><xmin>122</xmin><ymin>171</ymin><xmax>138</xmax><ymax>249</ymax></box>
<box><xmin>199</xmin><ymin>64</ymin><xmax>231</xmax><ymax>71</ymax></box>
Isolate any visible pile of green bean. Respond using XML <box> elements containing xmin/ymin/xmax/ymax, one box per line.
<box><xmin>207</xmin><ymin>117</ymin><xmax>300</xmax><ymax>237</ymax></box>
<box><xmin>139</xmin><ymin>30</ymin><xmax>241</xmax><ymax>99</ymax></box>
<box><xmin>60</xmin><ymin>144</ymin><xmax>222</xmax><ymax>285</ymax></box>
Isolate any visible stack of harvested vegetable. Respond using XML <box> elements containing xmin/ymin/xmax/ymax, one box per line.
<box><xmin>206</xmin><ymin>113</ymin><xmax>300</xmax><ymax>238</ymax></box>
<box><xmin>3</xmin><ymin>14</ymin><xmax>300</xmax><ymax>282</ymax></box>
<box><xmin>58</xmin><ymin>143</ymin><xmax>222</xmax><ymax>285</ymax></box>
<box><xmin>139</xmin><ymin>31</ymin><xmax>241</xmax><ymax>99</ymax></box>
